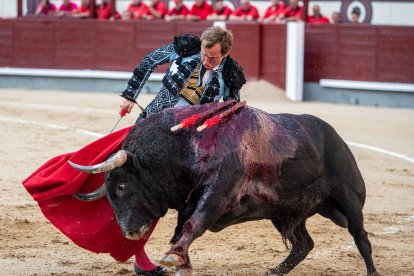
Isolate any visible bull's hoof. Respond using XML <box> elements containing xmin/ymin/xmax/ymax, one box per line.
<box><xmin>264</xmin><ymin>268</ymin><xmax>284</xmax><ymax>276</ymax></box>
<box><xmin>175</xmin><ymin>267</ymin><xmax>193</xmax><ymax>276</ymax></box>
<box><xmin>159</xmin><ymin>254</ymin><xmax>186</xmax><ymax>267</ymax></box>
<box><xmin>134</xmin><ymin>264</ymin><xmax>168</xmax><ymax>276</ymax></box>
<box><xmin>368</xmin><ymin>271</ymin><xmax>381</xmax><ymax>276</ymax></box>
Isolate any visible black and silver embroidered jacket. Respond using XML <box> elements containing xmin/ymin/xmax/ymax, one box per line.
<box><xmin>121</xmin><ymin>34</ymin><xmax>246</xmax><ymax>117</ymax></box>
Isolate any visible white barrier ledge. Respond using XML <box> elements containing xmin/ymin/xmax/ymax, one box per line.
<box><xmin>320</xmin><ymin>79</ymin><xmax>414</xmax><ymax>93</ymax></box>
<box><xmin>0</xmin><ymin>67</ymin><xmax>164</xmax><ymax>81</ymax></box>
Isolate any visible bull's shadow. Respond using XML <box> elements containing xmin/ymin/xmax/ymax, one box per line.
<box><xmin>70</xmin><ymin>101</ymin><xmax>380</xmax><ymax>276</ymax></box>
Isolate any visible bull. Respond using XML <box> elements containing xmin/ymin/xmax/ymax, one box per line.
<box><xmin>69</xmin><ymin>102</ymin><xmax>379</xmax><ymax>276</ymax></box>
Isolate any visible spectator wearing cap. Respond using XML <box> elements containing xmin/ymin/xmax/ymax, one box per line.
<box><xmin>277</xmin><ymin>0</ymin><xmax>303</xmax><ymax>22</ymax></box>
<box><xmin>307</xmin><ymin>4</ymin><xmax>329</xmax><ymax>24</ymax></box>
<box><xmin>331</xmin><ymin>11</ymin><xmax>342</xmax><ymax>24</ymax></box>
<box><xmin>351</xmin><ymin>7</ymin><xmax>361</xmax><ymax>24</ymax></box>
<box><xmin>229</xmin><ymin>0</ymin><xmax>259</xmax><ymax>21</ymax></box>
<box><xmin>146</xmin><ymin>0</ymin><xmax>168</xmax><ymax>20</ymax></box>
<box><xmin>127</xmin><ymin>0</ymin><xmax>150</xmax><ymax>20</ymax></box>
<box><xmin>207</xmin><ymin>0</ymin><xmax>233</xmax><ymax>21</ymax></box>
<box><xmin>187</xmin><ymin>0</ymin><xmax>213</xmax><ymax>21</ymax></box>
<box><xmin>260</xmin><ymin>0</ymin><xmax>285</xmax><ymax>23</ymax></box>
<box><xmin>35</xmin><ymin>0</ymin><xmax>57</xmax><ymax>16</ymax></box>
<box><xmin>165</xmin><ymin>0</ymin><xmax>189</xmax><ymax>21</ymax></box>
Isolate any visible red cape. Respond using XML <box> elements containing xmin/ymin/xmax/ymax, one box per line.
<box><xmin>22</xmin><ymin>126</ymin><xmax>154</xmax><ymax>262</ymax></box>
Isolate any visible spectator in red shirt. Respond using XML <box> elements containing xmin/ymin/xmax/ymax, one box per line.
<box><xmin>146</xmin><ymin>0</ymin><xmax>168</xmax><ymax>19</ymax></box>
<box><xmin>58</xmin><ymin>0</ymin><xmax>78</xmax><ymax>16</ymax></box>
<box><xmin>229</xmin><ymin>0</ymin><xmax>259</xmax><ymax>21</ymax></box>
<box><xmin>260</xmin><ymin>0</ymin><xmax>285</xmax><ymax>23</ymax></box>
<box><xmin>72</xmin><ymin>0</ymin><xmax>92</xmax><ymax>18</ymax></box>
<box><xmin>35</xmin><ymin>0</ymin><xmax>57</xmax><ymax>16</ymax></box>
<box><xmin>277</xmin><ymin>0</ymin><xmax>303</xmax><ymax>22</ymax></box>
<box><xmin>207</xmin><ymin>0</ymin><xmax>233</xmax><ymax>21</ymax></box>
<box><xmin>128</xmin><ymin>0</ymin><xmax>150</xmax><ymax>20</ymax></box>
<box><xmin>165</xmin><ymin>0</ymin><xmax>189</xmax><ymax>21</ymax></box>
<box><xmin>96</xmin><ymin>0</ymin><xmax>121</xmax><ymax>20</ymax></box>
<box><xmin>187</xmin><ymin>0</ymin><xmax>213</xmax><ymax>21</ymax></box>
<box><xmin>307</xmin><ymin>4</ymin><xmax>329</xmax><ymax>24</ymax></box>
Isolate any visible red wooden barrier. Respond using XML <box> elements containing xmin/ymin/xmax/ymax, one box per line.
<box><xmin>304</xmin><ymin>24</ymin><xmax>414</xmax><ymax>84</ymax></box>
<box><xmin>227</xmin><ymin>22</ymin><xmax>261</xmax><ymax>80</ymax></box>
<box><xmin>260</xmin><ymin>23</ymin><xmax>287</xmax><ymax>89</ymax></box>
<box><xmin>1</xmin><ymin>18</ymin><xmax>413</xmax><ymax>88</ymax></box>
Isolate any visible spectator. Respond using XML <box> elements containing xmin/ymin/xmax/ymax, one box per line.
<box><xmin>96</xmin><ymin>0</ymin><xmax>121</xmax><ymax>20</ymax></box>
<box><xmin>122</xmin><ymin>9</ymin><xmax>133</xmax><ymax>20</ymax></box>
<box><xmin>351</xmin><ymin>7</ymin><xmax>361</xmax><ymax>24</ymax></box>
<box><xmin>207</xmin><ymin>0</ymin><xmax>233</xmax><ymax>21</ymax></box>
<box><xmin>72</xmin><ymin>0</ymin><xmax>92</xmax><ymax>18</ymax></box>
<box><xmin>146</xmin><ymin>0</ymin><xmax>168</xmax><ymax>20</ymax></box>
<box><xmin>331</xmin><ymin>11</ymin><xmax>342</xmax><ymax>24</ymax></box>
<box><xmin>165</xmin><ymin>0</ymin><xmax>189</xmax><ymax>21</ymax></box>
<box><xmin>277</xmin><ymin>0</ymin><xmax>303</xmax><ymax>22</ymax></box>
<box><xmin>58</xmin><ymin>0</ymin><xmax>78</xmax><ymax>16</ymax></box>
<box><xmin>229</xmin><ymin>0</ymin><xmax>259</xmax><ymax>21</ymax></box>
<box><xmin>307</xmin><ymin>4</ymin><xmax>329</xmax><ymax>24</ymax></box>
<box><xmin>35</xmin><ymin>0</ymin><xmax>57</xmax><ymax>16</ymax></box>
<box><xmin>187</xmin><ymin>0</ymin><xmax>213</xmax><ymax>21</ymax></box>
<box><xmin>260</xmin><ymin>0</ymin><xmax>285</xmax><ymax>23</ymax></box>
<box><xmin>127</xmin><ymin>0</ymin><xmax>150</xmax><ymax>20</ymax></box>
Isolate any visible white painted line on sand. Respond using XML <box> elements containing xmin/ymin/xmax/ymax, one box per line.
<box><xmin>0</xmin><ymin>101</ymin><xmax>114</xmax><ymax>115</ymax></box>
<box><xmin>345</xmin><ymin>141</ymin><xmax>414</xmax><ymax>165</ymax></box>
<box><xmin>0</xmin><ymin>116</ymin><xmax>104</xmax><ymax>138</ymax></box>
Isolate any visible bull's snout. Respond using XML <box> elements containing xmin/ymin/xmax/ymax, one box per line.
<box><xmin>124</xmin><ymin>225</ymin><xmax>150</xmax><ymax>240</ymax></box>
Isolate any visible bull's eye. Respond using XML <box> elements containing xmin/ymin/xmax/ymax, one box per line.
<box><xmin>116</xmin><ymin>183</ymin><xmax>126</xmax><ymax>197</ymax></box>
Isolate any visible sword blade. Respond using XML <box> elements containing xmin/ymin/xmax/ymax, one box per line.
<box><xmin>109</xmin><ymin>116</ymin><xmax>123</xmax><ymax>134</ymax></box>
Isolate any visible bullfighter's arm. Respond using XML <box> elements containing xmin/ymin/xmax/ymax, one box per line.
<box><xmin>121</xmin><ymin>43</ymin><xmax>176</xmax><ymax>101</ymax></box>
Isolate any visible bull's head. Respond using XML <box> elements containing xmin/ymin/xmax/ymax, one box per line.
<box><xmin>68</xmin><ymin>150</ymin><xmax>167</xmax><ymax>240</ymax></box>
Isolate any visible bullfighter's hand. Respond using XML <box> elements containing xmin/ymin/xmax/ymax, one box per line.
<box><xmin>120</xmin><ymin>99</ymin><xmax>134</xmax><ymax>116</ymax></box>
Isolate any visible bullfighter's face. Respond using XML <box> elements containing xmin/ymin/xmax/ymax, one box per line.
<box><xmin>104</xmin><ymin>166</ymin><xmax>163</xmax><ymax>240</ymax></box>
<box><xmin>201</xmin><ymin>42</ymin><xmax>226</xmax><ymax>70</ymax></box>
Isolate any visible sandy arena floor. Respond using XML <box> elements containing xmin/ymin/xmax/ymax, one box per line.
<box><xmin>0</xmin><ymin>81</ymin><xmax>413</xmax><ymax>275</ymax></box>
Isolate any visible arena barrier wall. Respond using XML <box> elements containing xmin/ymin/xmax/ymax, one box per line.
<box><xmin>0</xmin><ymin>18</ymin><xmax>413</xmax><ymax>107</ymax></box>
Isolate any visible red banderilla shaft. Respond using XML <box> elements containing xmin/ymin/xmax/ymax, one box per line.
<box><xmin>170</xmin><ymin>100</ymin><xmax>237</xmax><ymax>132</ymax></box>
<box><xmin>196</xmin><ymin>101</ymin><xmax>247</xmax><ymax>132</ymax></box>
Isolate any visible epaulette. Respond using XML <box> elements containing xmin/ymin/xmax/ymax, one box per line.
<box><xmin>223</xmin><ymin>56</ymin><xmax>246</xmax><ymax>90</ymax></box>
<box><xmin>173</xmin><ymin>34</ymin><xmax>201</xmax><ymax>57</ymax></box>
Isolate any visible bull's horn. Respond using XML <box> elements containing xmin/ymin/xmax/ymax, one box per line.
<box><xmin>74</xmin><ymin>184</ymin><xmax>106</xmax><ymax>201</ymax></box>
<box><xmin>68</xmin><ymin>150</ymin><xmax>128</xmax><ymax>174</ymax></box>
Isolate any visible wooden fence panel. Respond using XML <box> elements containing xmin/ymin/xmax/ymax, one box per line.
<box><xmin>0</xmin><ymin>20</ymin><xmax>14</xmax><ymax>67</ymax></box>
<box><xmin>13</xmin><ymin>19</ymin><xmax>55</xmax><ymax>68</ymax></box>
<box><xmin>55</xmin><ymin>19</ymin><xmax>97</xmax><ymax>69</ymax></box>
<box><xmin>261</xmin><ymin>23</ymin><xmax>286</xmax><ymax>88</ymax></box>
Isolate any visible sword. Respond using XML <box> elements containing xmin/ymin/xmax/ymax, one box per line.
<box><xmin>110</xmin><ymin>102</ymin><xmax>146</xmax><ymax>134</ymax></box>
<box><xmin>109</xmin><ymin>107</ymin><xmax>128</xmax><ymax>134</ymax></box>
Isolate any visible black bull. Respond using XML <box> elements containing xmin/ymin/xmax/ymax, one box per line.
<box><xmin>70</xmin><ymin>102</ymin><xmax>379</xmax><ymax>276</ymax></box>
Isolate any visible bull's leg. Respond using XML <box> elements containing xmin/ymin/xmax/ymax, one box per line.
<box><xmin>170</xmin><ymin>201</ymin><xmax>198</xmax><ymax>245</ymax></box>
<box><xmin>159</xmin><ymin>204</ymin><xmax>225</xmax><ymax>275</ymax></box>
<box><xmin>266</xmin><ymin>220</ymin><xmax>314</xmax><ymax>276</ymax></box>
<box><xmin>345</xmin><ymin>210</ymin><xmax>379</xmax><ymax>276</ymax></box>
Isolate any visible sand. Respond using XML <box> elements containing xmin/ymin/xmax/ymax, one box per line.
<box><xmin>0</xmin><ymin>81</ymin><xmax>413</xmax><ymax>275</ymax></box>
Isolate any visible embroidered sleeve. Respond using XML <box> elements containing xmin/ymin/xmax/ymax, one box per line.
<box><xmin>223</xmin><ymin>56</ymin><xmax>245</xmax><ymax>102</ymax></box>
<box><xmin>122</xmin><ymin>43</ymin><xmax>176</xmax><ymax>100</ymax></box>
